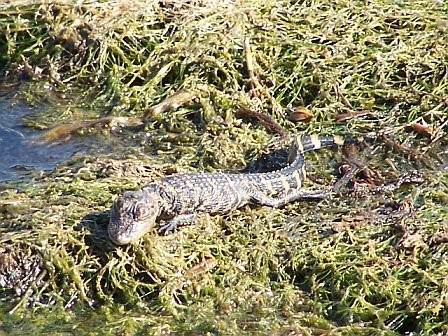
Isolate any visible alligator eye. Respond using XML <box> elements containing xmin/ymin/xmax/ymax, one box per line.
<box><xmin>134</xmin><ymin>204</ymin><xmax>150</xmax><ymax>220</ymax></box>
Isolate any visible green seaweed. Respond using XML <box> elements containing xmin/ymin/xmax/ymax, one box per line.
<box><xmin>1</xmin><ymin>0</ymin><xmax>448</xmax><ymax>335</ymax></box>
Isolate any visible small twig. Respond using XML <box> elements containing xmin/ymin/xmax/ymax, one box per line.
<box><xmin>236</xmin><ymin>105</ymin><xmax>287</xmax><ymax>137</ymax></box>
<box><xmin>242</xmin><ymin>37</ymin><xmax>288</xmax><ymax>135</ymax></box>
<box><xmin>379</xmin><ymin>132</ymin><xmax>428</xmax><ymax>164</ymax></box>
<box><xmin>31</xmin><ymin>116</ymin><xmax>142</xmax><ymax>144</ymax></box>
<box><xmin>243</xmin><ymin>37</ymin><xmax>260</xmax><ymax>95</ymax></box>
<box><xmin>143</xmin><ymin>90</ymin><xmax>198</xmax><ymax>119</ymax></box>
<box><xmin>185</xmin><ymin>258</ymin><xmax>218</xmax><ymax>278</ymax></box>
<box><xmin>335</xmin><ymin>110</ymin><xmax>373</xmax><ymax>122</ymax></box>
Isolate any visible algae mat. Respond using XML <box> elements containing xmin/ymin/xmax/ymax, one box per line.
<box><xmin>1</xmin><ymin>0</ymin><xmax>448</xmax><ymax>334</ymax></box>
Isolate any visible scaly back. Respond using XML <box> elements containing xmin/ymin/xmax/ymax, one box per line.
<box><xmin>230</xmin><ymin>134</ymin><xmax>365</xmax><ymax>196</ymax></box>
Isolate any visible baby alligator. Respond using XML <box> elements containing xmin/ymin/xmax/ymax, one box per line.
<box><xmin>109</xmin><ymin>134</ymin><xmax>366</xmax><ymax>244</ymax></box>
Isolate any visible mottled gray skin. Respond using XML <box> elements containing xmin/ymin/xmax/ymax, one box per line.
<box><xmin>109</xmin><ymin>135</ymin><xmax>359</xmax><ymax>245</ymax></box>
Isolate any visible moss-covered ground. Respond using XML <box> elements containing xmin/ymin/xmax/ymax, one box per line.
<box><xmin>0</xmin><ymin>0</ymin><xmax>448</xmax><ymax>334</ymax></box>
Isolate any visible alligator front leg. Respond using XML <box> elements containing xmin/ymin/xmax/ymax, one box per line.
<box><xmin>249</xmin><ymin>188</ymin><xmax>329</xmax><ymax>208</ymax></box>
<box><xmin>158</xmin><ymin>213</ymin><xmax>197</xmax><ymax>235</ymax></box>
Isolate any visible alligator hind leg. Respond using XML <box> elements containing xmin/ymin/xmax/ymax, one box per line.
<box><xmin>158</xmin><ymin>213</ymin><xmax>197</xmax><ymax>235</ymax></box>
<box><xmin>249</xmin><ymin>188</ymin><xmax>329</xmax><ymax>208</ymax></box>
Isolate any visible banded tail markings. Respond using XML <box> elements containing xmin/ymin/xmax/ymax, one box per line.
<box><xmin>292</xmin><ymin>169</ymin><xmax>303</xmax><ymax>189</ymax></box>
<box><xmin>261</xmin><ymin>176</ymin><xmax>276</xmax><ymax>195</ymax></box>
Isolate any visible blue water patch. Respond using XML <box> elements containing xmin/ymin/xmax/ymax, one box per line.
<box><xmin>0</xmin><ymin>95</ymin><xmax>92</xmax><ymax>182</ymax></box>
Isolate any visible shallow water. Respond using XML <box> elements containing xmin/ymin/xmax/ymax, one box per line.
<box><xmin>0</xmin><ymin>95</ymin><xmax>105</xmax><ymax>182</ymax></box>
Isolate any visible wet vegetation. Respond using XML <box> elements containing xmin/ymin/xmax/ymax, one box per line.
<box><xmin>1</xmin><ymin>0</ymin><xmax>448</xmax><ymax>334</ymax></box>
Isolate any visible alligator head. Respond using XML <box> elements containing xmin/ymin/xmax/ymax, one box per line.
<box><xmin>108</xmin><ymin>189</ymin><xmax>161</xmax><ymax>245</ymax></box>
